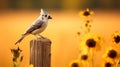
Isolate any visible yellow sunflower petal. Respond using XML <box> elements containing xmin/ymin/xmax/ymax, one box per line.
<box><xmin>29</xmin><ymin>64</ymin><xmax>34</xmax><ymax>67</ymax></box>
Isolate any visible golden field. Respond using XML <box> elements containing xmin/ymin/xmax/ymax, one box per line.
<box><xmin>0</xmin><ymin>10</ymin><xmax>120</xmax><ymax>67</ymax></box>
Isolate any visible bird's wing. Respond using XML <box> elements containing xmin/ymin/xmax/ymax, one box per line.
<box><xmin>25</xmin><ymin>20</ymin><xmax>44</xmax><ymax>34</ymax></box>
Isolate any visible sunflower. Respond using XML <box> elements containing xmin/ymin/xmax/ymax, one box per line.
<box><xmin>69</xmin><ymin>59</ymin><xmax>82</xmax><ymax>67</ymax></box>
<box><xmin>112</xmin><ymin>31</ymin><xmax>120</xmax><ymax>44</ymax></box>
<box><xmin>79</xmin><ymin>50</ymin><xmax>90</xmax><ymax>64</ymax></box>
<box><xmin>79</xmin><ymin>8</ymin><xmax>94</xmax><ymax>18</ymax></box>
<box><xmin>101</xmin><ymin>61</ymin><xmax>114</xmax><ymax>67</ymax></box>
<box><xmin>79</xmin><ymin>33</ymin><xmax>103</xmax><ymax>52</ymax></box>
<box><xmin>103</xmin><ymin>46</ymin><xmax>120</xmax><ymax>64</ymax></box>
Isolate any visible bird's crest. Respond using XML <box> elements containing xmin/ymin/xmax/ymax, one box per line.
<box><xmin>40</xmin><ymin>9</ymin><xmax>49</xmax><ymax>15</ymax></box>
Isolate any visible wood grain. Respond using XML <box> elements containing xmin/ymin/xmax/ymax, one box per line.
<box><xmin>30</xmin><ymin>38</ymin><xmax>51</xmax><ymax>67</ymax></box>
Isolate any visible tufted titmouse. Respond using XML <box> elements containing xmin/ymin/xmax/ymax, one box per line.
<box><xmin>15</xmin><ymin>9</ymin><xmax>52</xmax><ymax>45</ymax></box>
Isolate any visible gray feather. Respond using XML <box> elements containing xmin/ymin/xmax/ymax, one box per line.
<box><xmin>25</xmin><ymin>20</ymin><xmax>44</xmax><ymax>34</ymax></box>
<box><xmin>15</xmin><ymin>34</ymin><xmax>26</xmax><ymax>45</ymax></box>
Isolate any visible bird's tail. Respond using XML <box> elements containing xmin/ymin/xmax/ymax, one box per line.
<box><xmin>15</xmin><ymin>34</ymin><xmax>26</xmax><ymax>45</ymax></box>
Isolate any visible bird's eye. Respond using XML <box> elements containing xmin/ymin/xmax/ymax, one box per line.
<box><xmin>45</xmin><ymin>15</ymin><xmax>47</xmax><ymax>17</ymax></box>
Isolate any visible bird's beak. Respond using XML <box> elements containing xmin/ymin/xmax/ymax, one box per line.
<box><xmin>48</xmin><ymin>16</ymin><xmax>52</xmax><ymax>19</ymax></box>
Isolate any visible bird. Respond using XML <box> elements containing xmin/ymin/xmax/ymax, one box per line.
<box><xmin>15</xmin><ymin>9</ymin><xmax>52</xmax><ymax>45</ymax></box>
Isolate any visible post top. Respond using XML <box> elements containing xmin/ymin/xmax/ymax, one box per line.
<box><xmin>30</xmin><ymin>37</ymin><xmax>52</xmax><ymax>46</ymax></box>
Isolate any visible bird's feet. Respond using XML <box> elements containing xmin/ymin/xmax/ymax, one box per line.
<box><xmin>35</xmin><ymin>34</ymin><xmax>45</xmax><ymax>39</ymax></box>
<box><xmin>39</xmin><ymin>35</ymin><xmax>45</xmax><ymax>39</ymax></box>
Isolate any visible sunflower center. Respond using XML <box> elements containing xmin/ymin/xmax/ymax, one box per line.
<box><xmin>81</xmin><ymin>55</ymin><xmax>88</xmax><ymax>60</ymax></box>
<box><xmin>86</xmin><ymin>39</ymin><xmax>96</xmax><ymax>48</ymax></box>
<box><xmin>83</xmin><ymin>11</ymin><xmax>90</xmax><ymax>16</ymax></box>
<box><xmin>108</xmin><ymin>50</ymin><xmax>117</xmax><ymax>59</ymax></box>
<box><xmin>71</xmin><ymin>63</ymin><xmax>79</xmax><ymax>67</ymax></box>
<box><xmin>105</xmin><ymin>62</ymin><xmax>111</xmax><ymax>67</ymax></box>
<box><xmin>114</xmin><ymin>35</ymin><xmax>120</xmax><ymax>43</ymax></box>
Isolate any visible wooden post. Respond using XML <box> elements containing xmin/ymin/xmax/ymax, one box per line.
<box><xmin>30</xmin><ymin>38</ymin><xmax>51</xmax><ymax>67</ymax></box>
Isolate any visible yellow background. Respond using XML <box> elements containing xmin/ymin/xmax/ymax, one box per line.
<box><xmin>0</xmin><ymin>10</ymin><xmax>120</xmax><ymax>67</ymax></box>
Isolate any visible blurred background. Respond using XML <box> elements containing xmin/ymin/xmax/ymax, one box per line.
<box><xmin>0</xmin><ymin>0</ymin><xmax>120</xmax><ymax>10</ymax></box>
<box><xmin>0</xmin><ymin>0</ymin><xmax>120</xmax><ymax>67</ymax></box>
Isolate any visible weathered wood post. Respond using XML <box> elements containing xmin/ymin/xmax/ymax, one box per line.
<box><xmin>30</xmin><ymin>37</ymin><xmax>51</xmax><ymax>67</ymax></box>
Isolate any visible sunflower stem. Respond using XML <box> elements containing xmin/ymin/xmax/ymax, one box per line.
<box><xmin>86</xmin><ymin>63</ymin><xmax>88</xmax><ymax>67</ymax></box>
<box><xmin>13</xmin><ymin>61</ymin><xmax>19</xmax><ymax>67</ymax></box>
<box><xmin>18</xmin><ymin>61</ymin><xmax>22</xmax><ymax>67</ymax></box>
<box><xmin>90</xmin><ymin>49</ymin><xmax>94</xmax><ymax>67</ymax></box>
<box><xmin>84</xmin><ymin>63</ymin><xmax>88</xmax><ymax>67</ymax></box>
<box><xmin>116</xmin><ymin>58</ymin><xmax>120</xmax><ymax>67</ymax></box>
